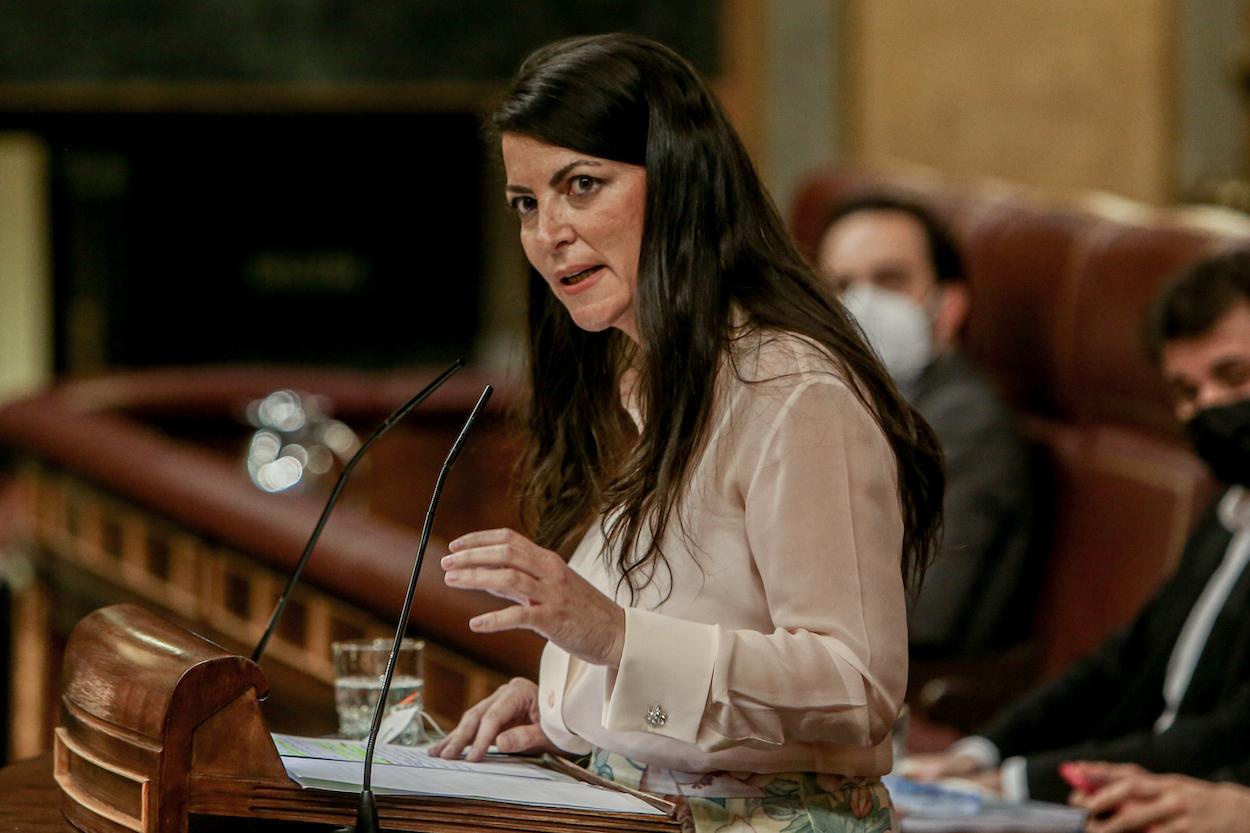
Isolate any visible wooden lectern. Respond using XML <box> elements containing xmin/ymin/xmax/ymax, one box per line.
<box><xmin>54</xmin><ymin>605</ymin><xmax>680</xmax><ymax>833</ymax></box>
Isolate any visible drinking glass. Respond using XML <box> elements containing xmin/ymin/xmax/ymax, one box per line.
<box><xmin>332</xmin><ymin>638</ymin><xmax>425</xmax><ymax>744</ymax></box>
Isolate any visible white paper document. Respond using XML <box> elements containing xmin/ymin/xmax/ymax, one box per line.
<box><xmin>271</xmin><ymin>734</ymin><xmax>666</xmax><ymax>816</ymax></box>
<box><xmin>272</xmin><ymin>734</ymin><xmax>562</xmax><ymax>780</ymax></box>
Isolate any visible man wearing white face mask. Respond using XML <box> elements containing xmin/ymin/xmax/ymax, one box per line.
<box><xmin>839</xmin><ymin>282</ymin><xmax>935</xmax><ymax>399</ymax></box>
<box><xmin>819</xmin><ymin>196</ymin><xmax>1034</xmax><ymax>661</ymax></box>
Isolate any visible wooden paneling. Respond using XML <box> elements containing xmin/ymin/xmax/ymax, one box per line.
<box><xmin>843</xmin><ymin>0</ymin><xmax>1176</xmax><ymax>203</ymax></box>
<box><xmin>7</xmin><ymin>464</ymin><xmax>511</xmax><ymax>759</ymax></box>
<box><xmin>0</xmin><ymin>133</ymin><xmax>51</xmax><ymax>404</ymax></box>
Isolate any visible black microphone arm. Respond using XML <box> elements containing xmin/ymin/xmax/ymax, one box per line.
<box><xmin>352</xmin><ymin>384</ymin><xmax>494</xmax><ymax>833</ymax></box>
<box><xmin>250</xmin><ymin>359</ymin><xmax>464</xmax><ymax>665</ymax></box>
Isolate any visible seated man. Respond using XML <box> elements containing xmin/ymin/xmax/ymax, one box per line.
<box><xmin>818</xmin><ymin>196</ymin><xmax>1034</xmax><ymax>659</ymax></box>
<box><xmin>906</xmin><ymin>251</ymin><xmax>1250</xmax><ymax>803</ymax></box>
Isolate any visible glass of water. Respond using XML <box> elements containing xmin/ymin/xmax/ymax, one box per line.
<box><xmin>332</xmin><ymin>637</ymin><xmax>425</xmax><ymax>744</ymax></box>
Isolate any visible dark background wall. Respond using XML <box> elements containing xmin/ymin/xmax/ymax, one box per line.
<box><xmin>0</xmin><ymin>0</ymin><xmax>719</xmax><ymax>82</ymax></box>
<box><xmin>0</xmin><ymin>0</ymin><xmax>718</xmax><ymax>372</ymax></box>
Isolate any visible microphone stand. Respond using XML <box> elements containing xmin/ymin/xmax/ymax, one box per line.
<box><xmin>251</xmin><ymin>359</ymin><xmax>463</xmax><ymax>665</ymax></box>
<box><xmin>350</xmin><ymin>384</ymin><xmax>494</xmax><ymax>833</ymax></box>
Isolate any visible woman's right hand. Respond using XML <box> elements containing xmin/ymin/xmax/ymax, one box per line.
<box><xmin>428</xmin><ymin>677</ymin><xmax>559</xmax><ymax>762</ymax></box>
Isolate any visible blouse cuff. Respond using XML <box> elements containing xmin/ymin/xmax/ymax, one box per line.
<box><xmin>1001</xmin><ymin>756</ymin><xmax>1030</xmax><ymax>802</ymax></box>
<box><xmin>602</xmin><ymin>607</ymin><xmax>717</xmax><ymax>743</ymax></box>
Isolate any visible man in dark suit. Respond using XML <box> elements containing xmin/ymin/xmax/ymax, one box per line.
<box><xmin>906</xmin><ymin>251</ymin><xmax>1250</xmax><ymax>803</ymax></box>
<box><xmin>819</xmin><ymin>196</ymin><xmax>1035</xmax><ymax>660</ymax></box>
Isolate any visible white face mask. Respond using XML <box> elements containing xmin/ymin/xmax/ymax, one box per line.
<box><xmin>840</xmin><ymin>282</ymin><xmax>934</xmax><ymax>394</ymax></box>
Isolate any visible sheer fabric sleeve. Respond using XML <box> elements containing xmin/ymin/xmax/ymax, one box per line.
<box><xmin>601</xmin><ymin>377</ymin><xmax>909</xmax><ymax>751</ymax></box>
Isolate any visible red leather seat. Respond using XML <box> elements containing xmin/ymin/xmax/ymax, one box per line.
<box><xmin>791</xmin><ymin>170</ymin><xmax>1241</xmax><ymax>700</ymax></box>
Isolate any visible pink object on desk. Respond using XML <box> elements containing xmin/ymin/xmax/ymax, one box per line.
<box><xmin>1059</xmin><ymin>762</ymin><xmax>1107</xmax><ymax>794</ymax></box>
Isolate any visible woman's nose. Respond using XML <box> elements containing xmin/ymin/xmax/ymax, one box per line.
<box><xmin>536</xmin><ymin>203</ymin><xmax>575</xmax><ymax>249</ymax></box>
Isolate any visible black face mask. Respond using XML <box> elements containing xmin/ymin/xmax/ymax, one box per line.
<box><xmin>1186</xmin><ymin>398</ymin><xmax>1250</xmax><ymax>486</ymax></box>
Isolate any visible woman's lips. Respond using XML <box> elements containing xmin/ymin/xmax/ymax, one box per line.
<box><xmin>559</xmin><ymin>265</ymin><xmax>604</xmax><ymax>290</ymax></box>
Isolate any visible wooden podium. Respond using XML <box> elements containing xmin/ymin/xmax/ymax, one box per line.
<box><xmin>53</xmin><ymin>604</ymin><xmax>681</xmax><ymax>833</ymax></box>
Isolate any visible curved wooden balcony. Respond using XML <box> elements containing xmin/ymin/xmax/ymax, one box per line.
<box><xmin>0</xmin><ymin>365</ymin><xmax>544</xmax><ymax>758</ymax></box>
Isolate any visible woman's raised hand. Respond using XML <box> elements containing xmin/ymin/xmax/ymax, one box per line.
<box><xmin>428</xmin><ymin>677</ymin><xmax>556</xmax><ymax>761</ymax></box>
<box><xmin>441</xmin><ymin>528</ymin><xmax>626</xmax><ymax>668</ymax></box>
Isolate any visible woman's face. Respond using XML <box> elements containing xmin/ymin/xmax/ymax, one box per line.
<box><xmin>501</xmin><ymin>132</ymin><xmax>647</xmax><ymax>343</ymax></box>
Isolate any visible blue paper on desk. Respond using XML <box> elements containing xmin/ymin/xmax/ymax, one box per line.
<box><xmin>884</xmin><ymin>776</ymin><xmax>1087</xmax><ymax>833</ymax></box>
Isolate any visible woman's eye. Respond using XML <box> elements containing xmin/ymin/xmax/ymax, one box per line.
<box><xmin>509</xmin><ymin>195</ymin><xmax>536</xmax><ymax>216</ymax></box>
<box><xmin>569</xmin><ymin>175</ymin><xmax>600</xmax><ymax>196</ymax></box>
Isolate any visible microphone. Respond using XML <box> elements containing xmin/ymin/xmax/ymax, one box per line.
<box><xmin>349</xmin><ymin>384</ymin><xmax>494</xmax><ymax>833</ymax></box>
<box><xmin>251</xmin><ymin>359</ymin><xmax>464</xmax><ymax>665</ymax></box>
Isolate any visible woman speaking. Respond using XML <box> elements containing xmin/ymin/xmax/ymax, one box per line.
<box><xmin>431</xmin><ymin>33</ymin><xmax>943</xmax><ymax>832</ymax></box>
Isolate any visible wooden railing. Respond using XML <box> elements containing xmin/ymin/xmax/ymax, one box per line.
<box><xmin>0</xmin><ymin>365</ymin><xmax>543</xmax><ymax>760</ymax></box>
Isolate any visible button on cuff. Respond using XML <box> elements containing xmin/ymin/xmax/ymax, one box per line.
<box><xmin>603</xmin><ymin>607</ymin><xmax>717</xmax><ymax>743</ymax></box>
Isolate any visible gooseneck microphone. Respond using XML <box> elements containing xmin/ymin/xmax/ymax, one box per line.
<box><xmin>250</xmin><ymin>359</ymin><xmax>464</xmax><ymax>665</ymax></box>
<box><xmin>350</xmin><ymin>384</ymin><xmax>494</xmax><ymax>833</ymax></box>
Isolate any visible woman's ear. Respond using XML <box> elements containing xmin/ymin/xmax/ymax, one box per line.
<box><xmin>933</xmin><ymin>283</ymin><xmax>970</xmax><ymax>350</ymax></box>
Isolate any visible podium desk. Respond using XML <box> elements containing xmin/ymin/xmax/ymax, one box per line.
<box><xmin>0</xmin><ymin>755</ymin><xmax>315</xmax><ymax>833</ymax></box>
<box><xmin>11</xmin><ymin>746</ymin><xmax>683</xmax><ymax>833</ymax></box>
<box><xmin>4</xmin><ymin>753</ymin><xmax>673</xmax><ymax>833</ymax></box>
<box><xmin>6</xmin><ymin>752</ymin><xmax>1088</xmax><ymax>833</ymax></box>
<box><xmin>0</xmin><ymin>756</ymin><xmax>320</xmax><ymax>833</ymax></box>
<box><xmin>0</xmin><ymin>755</ymin><xmax>70</xmax><ymax>833</ymax></box>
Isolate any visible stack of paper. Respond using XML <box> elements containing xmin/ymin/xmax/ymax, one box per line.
<box><xmin>272</xmin><ymin>734</ymin><xmax>667</xmax><ymax>817</ymax></box>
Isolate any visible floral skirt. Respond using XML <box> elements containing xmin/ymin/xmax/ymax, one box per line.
<box><xmin>590</xmin><ymin>748</ymin><xmax>895</xmax><ymax>833</ymax></box>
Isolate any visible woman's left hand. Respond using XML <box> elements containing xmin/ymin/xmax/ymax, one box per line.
<box><xmin>441</xmin><ymin>528</ymin><xmax>626</xmax><ymax>668</ymax></box>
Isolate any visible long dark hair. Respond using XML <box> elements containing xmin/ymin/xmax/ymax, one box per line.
<box><xmin>493</xmin><ymin>33</ymin><xmax>943</xmax><ymax>597</ymax></box>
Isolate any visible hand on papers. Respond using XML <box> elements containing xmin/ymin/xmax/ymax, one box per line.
<box><xmin>442</xmin><ymin>528</ymin><xmax>626</xmax><ymax>668</ymax></box>
<box><xmin>1068</xmin><ymin>762</ymin><xmax>1250</xmax><ymax>833</ymax></box>
<box><xmin>900</xmin><ymin>752</ymin><xmax>1003</xmax><ymax>798</ymax></box>
<box><xmin>429</xmin><ymin>677</ymin><xmax>558</xmax><ymax>762</ymax></box>
<box><xmin>273</xmin><ymin>733</ymin><xmax>666</xmax><ymax>816</ymax></box>
<box><xmin>961</xmin><ymin>767</ymin><xmax>1004</xmax><ymax>795</ymax></box>
<box><xmin>899</xmin><ymin>751</ymin><xmax>984</xmax><ymax>781</ymax></box>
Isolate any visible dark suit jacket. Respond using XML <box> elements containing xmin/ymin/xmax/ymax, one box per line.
<box><xmin>909</xmin><ymin>351</ymin><xmax>1035</xmax><ymax>656</ymax></box>
<box><xmin>981</xmin><ymin>497</ymin><xmax>1250</xmax><ymax>802</ymax></box>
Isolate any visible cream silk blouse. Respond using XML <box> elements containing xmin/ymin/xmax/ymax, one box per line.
<box><xmin>537</xmin><ymin>329</ymin><xmax>908</xmax><ymax>776</ymax></box>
